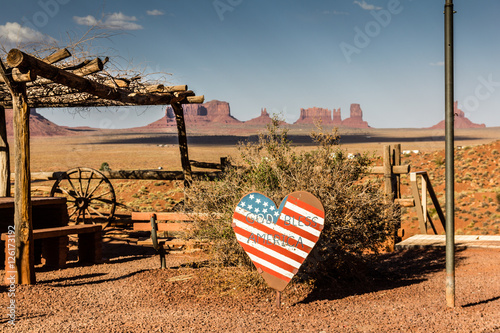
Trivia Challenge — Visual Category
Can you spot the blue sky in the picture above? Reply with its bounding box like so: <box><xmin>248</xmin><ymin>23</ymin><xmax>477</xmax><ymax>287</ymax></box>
<box><xmin>1</xmin><ymin>0</ymin><xmax>500</xmax><ymax>129</ymax></box>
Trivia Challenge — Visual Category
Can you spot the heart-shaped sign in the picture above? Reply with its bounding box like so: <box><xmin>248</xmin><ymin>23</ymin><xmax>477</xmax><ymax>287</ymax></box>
<box><xmin>232</xmin><ymin>191</ymin><xmax>324</xmax><ymax>291</ymax></box>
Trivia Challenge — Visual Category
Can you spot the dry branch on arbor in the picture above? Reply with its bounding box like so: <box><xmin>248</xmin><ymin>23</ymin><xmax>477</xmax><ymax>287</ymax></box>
<box><xmin>0</xmin><ymin>48</ymin><xmax>204</xmax><ymax>108</ymax></box>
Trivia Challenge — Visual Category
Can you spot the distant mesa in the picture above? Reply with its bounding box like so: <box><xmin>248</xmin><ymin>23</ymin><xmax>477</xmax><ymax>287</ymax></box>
<box><xmin>4</xmin><ymin>108</ymin><xmax>78</xmax><ymax>137</ymax></box>
<box><xmin>429</xmin><ymin>102</ymin><xmax>486</xmax><ymax>129</ymax></box>
<box><xmin>166</xmin><ymin>100</ymin><xmax>241</xmax><ymax>125</ymax></box>
<box><xmin>294</xmin><ymin>103</ymin><xmax>370</xmax><ymax>128</ymax></box>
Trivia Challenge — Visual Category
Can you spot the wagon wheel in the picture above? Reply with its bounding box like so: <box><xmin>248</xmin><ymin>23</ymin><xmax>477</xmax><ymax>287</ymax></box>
<box><xmin>50</xmin><ymin>167</ymin><xmax>116</xmax><ymax>229</ymax></box>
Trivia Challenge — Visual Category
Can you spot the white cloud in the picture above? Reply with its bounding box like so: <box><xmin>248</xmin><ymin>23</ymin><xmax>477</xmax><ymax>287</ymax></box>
<box><xmin>430</xmin><ymin>61</ymin><xmax>445</xmax><ymax>66</ymax></box>
<box><xmin>73</xmin><ymin>12</ymin><xmax>143</xmax><ymax>30</ymax></box>
<box><xmin>0</xmin><ymin>22</ymin><xmax>55</xmax><ymax>46</ymax></box>
<box><xmin>323</xmin><ymin>10</ymin><xmax>349</xmax><ymax>15</ymax></box>
<box><xmin>354</xmin><ymin>1</ymin><xmax>382</xmax><ymax>10</ymax></box>
<box><xmin>146</xmin><ymin>9</ymin><xmax>164</xmax><ymax>16</ymax></box>
<box><xmin>74</xmin><ymin>15</ymin><xmax>98</xmax><ymax>26</ymax></box>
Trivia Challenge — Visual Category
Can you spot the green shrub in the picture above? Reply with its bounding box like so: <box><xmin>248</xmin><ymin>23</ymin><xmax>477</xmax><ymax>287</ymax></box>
<box><xmin>99</xmin><ymin>162</ymin><xmax>111</xmax><ymax>171</ymax></box>
<box><xmin>185</xmin><ymin>119</ymin><xmax>399</xmax><ymax>279</ymax></box>
<box><xmin>434</xmin><ymin>155</ymin><xmax>445</xmax><ymax>166</ymax></box>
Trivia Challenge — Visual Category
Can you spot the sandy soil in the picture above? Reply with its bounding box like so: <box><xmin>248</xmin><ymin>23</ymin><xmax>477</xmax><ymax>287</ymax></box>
<box><xmin>1</xmin><ymin>236</ymin><xmax>499</xmax><ymax>332</ymax></box>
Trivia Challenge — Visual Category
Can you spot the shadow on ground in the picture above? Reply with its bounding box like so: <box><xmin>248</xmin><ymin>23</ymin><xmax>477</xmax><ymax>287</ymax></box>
<box><xmin>90</xmin><ymin>134</ymin><xmax>484</xmax><ymax>146</ymax></box>
<box><xmin>298</xmin><ymin>248</ymin><xmax>466</xmax><ymax>304</ymax></box>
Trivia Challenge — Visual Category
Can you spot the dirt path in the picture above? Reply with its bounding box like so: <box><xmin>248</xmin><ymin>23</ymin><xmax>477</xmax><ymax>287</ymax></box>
<box><xmin>1</xmin><ymin>237</ymin><xmax>499</xmax><ymax>332</ymax></box>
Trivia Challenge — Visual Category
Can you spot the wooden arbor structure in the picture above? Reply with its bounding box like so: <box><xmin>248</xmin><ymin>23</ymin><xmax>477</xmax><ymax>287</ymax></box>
<box><xmin>0</xmin><ymin>48</ymin><xmax>204</xmax><ymax>284</ymax></box>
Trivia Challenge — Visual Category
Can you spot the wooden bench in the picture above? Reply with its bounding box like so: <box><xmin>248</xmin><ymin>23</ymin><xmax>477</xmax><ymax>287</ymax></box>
<box><xmin>2</xmin><ymin>224</ymin><xmax>102</xmax><ymax>284</ymax></box>
<box><xmin>0</xmin><ymin>196</ymin><xmax>69</xmax><ymax>268</ymax></box>
<box><xmin>132</xmin><ymin>212</ymin><xmax>209</xmax><ymax>268</ymax></box>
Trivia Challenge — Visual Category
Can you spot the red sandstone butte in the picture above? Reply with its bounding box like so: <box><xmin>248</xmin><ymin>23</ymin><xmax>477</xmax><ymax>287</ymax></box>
<box><xmin>294</xmin><ymin>107</ymin><xmax>334</xmax><ymax>125</ymax></box>
<box><xmin>4</xmin><ymin>108</ymin><xmax>77</xmax><ymax>137</ymax></box>
<box><xmin>429</xmin><ymin>102</ymin><xmax>486</xmax><ymax>129</ymax></box>
<box><xmin>245</xmin><ymin>108</ymin><xmax>273</xmax><ymax>125</ymax></box>
<box><xmin>294</xmin><ymin>104</ymin><xmax>369</xmax><ymax>128</ymax></box>
<box><xmin>165</xmin><ymin>100</ymin><xmax>241</xmax><ymax>126</ymax></box>
<box><xmin>341</xmin><ymin>103</ymin><xmax>370</xmax><ymax>128</ymax></box>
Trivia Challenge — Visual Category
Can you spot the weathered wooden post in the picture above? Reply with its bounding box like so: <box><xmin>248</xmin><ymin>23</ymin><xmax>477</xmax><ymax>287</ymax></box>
<box><xmin>0</xmin><ymin>105</ymin><xmax>10</xmax><ymax>197</ymax></box>
<box><xmin>383</xmin><ymin>145</ymin><xmax>394</xmax><ymax>200</ymax></box>
<box><xmin>0</xmin><ymin>57</ymin><xmax>35</xmax><ymax>284</ymax></box>
<box><xmin>170</xmin><ymin>102</ymin><xmax>193</xmax><ymax>187</ymax></box>
<box><xmin>12</xmin><ymin>86</ymin><xmax>35</xmax><ymax>284</ymax></box>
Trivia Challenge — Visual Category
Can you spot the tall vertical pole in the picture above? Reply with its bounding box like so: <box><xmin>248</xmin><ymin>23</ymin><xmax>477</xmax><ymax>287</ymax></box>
<box><xmin>444</xmin><ymin>0</ymin><xmax>455</xmax><ymax>308</ymax></box>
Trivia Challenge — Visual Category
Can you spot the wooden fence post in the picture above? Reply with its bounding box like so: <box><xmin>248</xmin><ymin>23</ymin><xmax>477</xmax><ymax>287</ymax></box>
<box><xmin>383</xmin><ymin>145</ymin><xmax>394</xmax><ymax>201</ymax></box>
<box><xmin>0</xmin><ymin>105</ymin><xmax>10</xmax><ymax>197</ymax></box>
<box><xmin>170</xmin><ymin>102</ymin><xmax>193</xmax><ymax>187</ymax></box>
<box><xmin>12</xmin><ymin>86</ymin><xmax>35</xmax><ymax>284</ymax></box>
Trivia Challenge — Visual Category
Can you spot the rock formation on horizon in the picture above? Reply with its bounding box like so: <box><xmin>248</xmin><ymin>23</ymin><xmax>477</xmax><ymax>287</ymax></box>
<box><xmin>4</xmin><ymin>108</ymin><xmax>77</xmax><ymax>137</ymax></box>
<box><xmin>143</xmin><ymin>100</ymin><xmax>241</xmax><ymax>129</ymax></box>
<box><xmin>165</xmin><ymin>100</ymin><xmax>241</xmax><ymax>125</ymax></box>
<box><xmin>294</xmin><ymin>107</ymin><xmax>334</xmax><ymax>125</ymax></box>
<box><xmin>429</xmin><ymin>102</ymin><xmax>486</xmax><ymax>129</ymax></box>
<box><xmin>245</xmin><ymin>108</ymin><xmax>273</xmax><ymax>125</ymax></box>
<box><xmin>341</xmin><ymin>103</ymin><xmax>370</xmax><ymax>128</ymax></box>
<box><xmin>294</xmin><ymin>104</ymin><xmax>369</xmax><ymax>128</ymax></box>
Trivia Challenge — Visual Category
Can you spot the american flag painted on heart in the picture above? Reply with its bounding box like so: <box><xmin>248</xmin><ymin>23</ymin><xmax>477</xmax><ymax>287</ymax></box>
<box><xmin>232</xmin><ymin>191</ymin><xmax>325</xmax><ymax>291</ymax></box>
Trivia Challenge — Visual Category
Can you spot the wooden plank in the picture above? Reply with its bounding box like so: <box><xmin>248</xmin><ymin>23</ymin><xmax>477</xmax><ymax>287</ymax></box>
<box><xmin>394</xmin><ymin>198</ymin><xmax>415</xmax><ymax>207</ymax></box>
<box><xmin>410</xmin><ymin>172</ymin><xmax>428</xmax><ymax>234</ymax></box>
<box><xmin>0</xmin><ymin>196</ymin><xmax>66</xmax><ymax>209</ymax></box>
<box><xmin>1</xmin><ymin>225</ymin><xmax>102</xmax><ymax>240</ymax></box>
<box><xmin>131</xmin><ymin>212</ymin><xmax>193</xmax><ymax>221</ymax></box>
<box><xmin>422</xmin><ymin>172</ymin><xmax>446</xmax><ymax>231</ymax></box>
<box><xmin>369</xmin><ymin>165</ymin><xmax>410</xmax><ymax>175</ymax></box>
<box><xmin>133</xmin><ymin>222</ymin><xmax>191</xmax><ymax>232</ymax></box>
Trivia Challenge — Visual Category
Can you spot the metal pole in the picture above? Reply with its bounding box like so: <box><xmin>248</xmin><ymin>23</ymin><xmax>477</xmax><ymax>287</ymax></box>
<box><xmin>444</xmin><ymin>0</ymin><xmax>455</xmax><ymax>308</ymax></box>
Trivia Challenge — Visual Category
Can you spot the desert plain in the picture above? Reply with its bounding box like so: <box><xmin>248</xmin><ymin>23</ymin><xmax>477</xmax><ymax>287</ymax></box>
<box><xmin>1</xmin><ymin>124</ymin><xmax>500</xmax><ymax>332</ymax></box>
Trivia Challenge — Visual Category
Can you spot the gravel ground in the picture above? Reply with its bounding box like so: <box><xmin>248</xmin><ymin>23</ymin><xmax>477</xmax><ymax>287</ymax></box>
<box><xmin>1</xmin><ymin>234</ymin><xmax>499</xmax><ymax>333</ymax></box>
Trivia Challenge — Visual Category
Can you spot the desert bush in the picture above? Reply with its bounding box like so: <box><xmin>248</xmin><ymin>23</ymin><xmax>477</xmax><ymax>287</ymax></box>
<box><xmin>433</xmin><ymin>155</ymin><xmax>445</xmax><ymax>167</ymax></box>
<box><xmin>99</xmin><ymin>162</ymin><xmax>111</xmax><ymax>171</ymax></box>
<box><xmin>184</xmin><ymin>119</ymin><xmax>400</xmax><ymax>280</ymax></box>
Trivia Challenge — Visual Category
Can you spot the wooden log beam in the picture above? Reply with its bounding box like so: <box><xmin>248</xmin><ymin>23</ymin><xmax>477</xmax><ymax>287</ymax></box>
<box><xmin>43</xmin><ymin>48</ymin><xmax>71</xmax><ymax>64</ymax></box>
<box><xmin>62</xmin><ymin>59</ymin><xmax>90</xmax><ymax>71</ymax></box>
<box><xmin>104</xmin><ymin>78</ymin><xmax>130</xmax><ymax>88</ymax></box>
<box><xmin>163</xmin><ymin>85</ymin><xmax>188</xmax><ymax>93</ymax></box>
<box><xmin>6</xmin><ymin>49</ymin><xmax>180</xmax><ymax>106</ymax></box>
<box><xmin>190</xmin><ymin>160</ymin><xmax>222</xmax><ymax>170</ymax></box>
<box><xmin>143</xmin><ymin>84</ymin><xmax>165</xmax><ymax>93</ymax></box>
<box><xmin>185</xmin><ymin>95</ymin><xmax>204</xmax><ymax>104</ymax></box>
<box><xmin>0</xmin><ymin>69</ymin><xmax>37</xmax><ymax>83</ymax></box>
<box><xmin>0</xmin><ymin>105</ymin><xmax>10</xmax><ymax>197</ymax></box>
<box><xmin>71</xmin><ymin>58</ymin><xmax>104</xmax><ymax>76</ymax></box>
<box><xmin>24</xmin><ymin>170</ymin><xmax>221</xmax><ymax>181</ymax></box>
